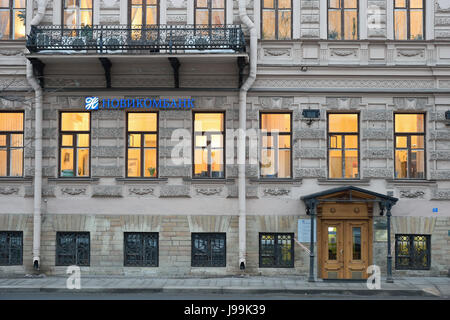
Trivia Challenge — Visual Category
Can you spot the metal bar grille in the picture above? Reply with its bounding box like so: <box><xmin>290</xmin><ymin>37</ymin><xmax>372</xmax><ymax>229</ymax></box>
<box><xmin>395</xmin><ymin>234</ymin><xmax>431</xmax><ymax>270</ymax></box>
<box><xmin>124</xmin><ymin>232</ymin><xmax>158</xmax><ymax>267</ymax></box>
<box><xmin>191</xmin><ymin>233</ymin><xmax>226</xmax><ymax>267</ymax></box>
<box><xmin>259</xmin><ymin>233</ymin><xmax>294</xmax><ymax>268</ymax></box>
<box><xmin>0</xmin><ymin>231</ymin><xmax>23</xmax><ymax>265</ymax></box>
<box><xmin>56</xmin><ymin>232</ymin><xmax>90</xmax><ymax>266</ymax></box>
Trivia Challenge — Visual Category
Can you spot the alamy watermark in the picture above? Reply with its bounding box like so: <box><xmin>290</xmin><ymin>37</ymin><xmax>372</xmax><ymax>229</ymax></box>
<box><xmin>66</xmin><ymin>265</ymin><xmax>81</xmax><ymax>290</ymax></box>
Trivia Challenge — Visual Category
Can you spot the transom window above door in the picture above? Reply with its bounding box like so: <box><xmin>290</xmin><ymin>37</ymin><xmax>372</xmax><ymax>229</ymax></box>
<box><xmin>328</xmin><ymin>0</ymin><xmax>359</xmax><ymax>40</ymax></box>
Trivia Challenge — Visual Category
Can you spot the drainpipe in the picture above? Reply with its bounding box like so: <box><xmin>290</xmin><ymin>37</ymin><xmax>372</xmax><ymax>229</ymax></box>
<box><xmin>238</xmin><ymin>0</ymin><xmax>257</xmax><ymax>270</ymax></box>
<box><xmin>26</xmin><ymin>0</ymin><xmax>48</xmax><ymax>271</ymax></box>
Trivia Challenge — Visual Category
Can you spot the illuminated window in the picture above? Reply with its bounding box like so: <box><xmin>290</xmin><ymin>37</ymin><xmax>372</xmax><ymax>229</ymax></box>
<box><xmin>260</xmin><ymin>113</ymin><xmax>291</xmax><ymax>178</ymax></box>
<box><xmin>0</xmin><ymin>0</ymin><xmax>25</xmax><ymax>40</ymax></box>
<box><xmin>62</xmin><ymin>0</ymin><xmax>93</xmax><ymax>27</ymax></box>
<box><xmin>395</xmin><ymin>234</ymin><xmax>430</xmax><ymax>270</ymax></box>
<box><xmin>394</xmin><ymin>113</ymin><xmax>425</xmax><ymax>179</ymax></box>
<box><xmin>259</xmin><ymin>233</ymin><xmax>294</xmax><ymax>268</ymax></box>
<box><xmin>261</xmin><ymin>0</ymin><xmax>292</xmax><ymax>40</ymax></box>
<box><xmin>127</xmin><ymin>112</ymin><xmax>158</xmax><ymax>178</ymax></box>
<box><xmin>328</xmin><ymin>113</ymin><xmax>359</xmax><ymax>179</ymax></box>
<box><xmin>0</xmin><ymin>112</ymin><xmax>23</xmax><ymax>177</ymax></box>
<box><xmin>60</xmin><ymin>112</ymin><xmax>90</xmax><ymax>177</ymax></box>
<box><xmin>195</xmin><ymin>0</ymin><xmax>225</xmax><ymax>26</ymax></box>
<box><xmin>130</xmin><ymin>0</ymin><xmax>159</xmax><ymax>27</ymax></box>
<box><xmin>193</xmin><ymin>112</ymin><xmax>224</xmax><ymax>179</ymax></box>
<box><xmin>328</xmin><ymin>0</ymin><xmax>358</xmax><ymax>40</ymax></box>
<box><xmin>394</xmin><ymin>0</ymin><xmax>424</xmax><ymax>40</ymax></box>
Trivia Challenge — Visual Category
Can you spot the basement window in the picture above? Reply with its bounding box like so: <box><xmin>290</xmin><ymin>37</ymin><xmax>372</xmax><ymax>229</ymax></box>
<box><xmin>124</xmin><ymin>232</ymin><xmax>158</xmax><ymax>267</ymax></box>
<box><xmin>0</xmin><ymin>231</ymin><xmax>22</xmax><ymax>265</ymax></box>
<box><xmin>395</xmin><ymin>234</ymin><xmax>430</xmax><ymax>270</ymax></box>
<box><xmin>259</xmin><ymin>233</ymin><xmax>294</xmax><ymax>268</ymax></box>
<box><xmin>191</xmin><ymin>233</ymin><xmax>226</xmax><ymax>267</ymax></box>
<box><xmin>56</xmin><ymin>232</ymin><xmax>90</xmax><ymax>266</ymax></box>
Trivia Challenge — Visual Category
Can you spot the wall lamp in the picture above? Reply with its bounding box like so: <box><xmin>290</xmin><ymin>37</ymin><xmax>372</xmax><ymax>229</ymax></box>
<box><xmin>302</xmin><ymin>109</ymin><xmax>320</xmax><ymax>126</ymax></box>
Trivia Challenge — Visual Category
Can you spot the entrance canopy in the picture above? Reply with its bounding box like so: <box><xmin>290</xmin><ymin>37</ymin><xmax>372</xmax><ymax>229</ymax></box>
<box><xmin>301</xmin><ymin>186</ymin><xmax>398</xmax><ymax>216</ymax></box>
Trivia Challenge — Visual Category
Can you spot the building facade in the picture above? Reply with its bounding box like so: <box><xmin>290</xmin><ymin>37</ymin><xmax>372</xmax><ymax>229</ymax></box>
<box><xmin>0</xmin><ymin>0</ymin><xmax>449</xmax><ymax>279</ymax></box>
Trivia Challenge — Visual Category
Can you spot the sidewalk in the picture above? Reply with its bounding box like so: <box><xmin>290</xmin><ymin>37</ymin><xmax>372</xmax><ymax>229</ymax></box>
<box><xmin>0</xmin><ymin>275</ymin><xmax>449</xmax><ymax>298</ymax></box>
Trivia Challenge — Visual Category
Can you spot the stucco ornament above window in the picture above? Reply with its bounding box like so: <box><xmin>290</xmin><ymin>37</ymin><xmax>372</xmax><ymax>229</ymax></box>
<box><xmin>437</xmin><ymin>0</ymin><xmax>450</xmax><ymax>10</ymax></box>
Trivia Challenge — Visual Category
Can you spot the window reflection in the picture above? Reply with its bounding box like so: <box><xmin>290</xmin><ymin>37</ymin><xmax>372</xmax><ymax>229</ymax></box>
<box><xmin>328</xmin><ymin>0</ymin><xmax>358</xmax><ymax>40</ymax></box>
<box><xmin>195</xmin><ymin>0</ymin><xmax>225</xmax><ymax>26</ymax></box>
<box><xmin>63</xmin><ymin>0</ymin><xmax>93</xmax><ymax>27</ymax></box>
<box><xmin>262</xmin><ymin>0</ymin><xmax>292</xmax><ymax>40</ymax></box>
<box><xmin>0</xmin><ymin>112</ymin><xmax>23</xmax><ymax>177</ymax></box>
<box><xmin>394</xmin><ymin>0</ymin><xmax>424</xmax><ymax>40</ymax></box>
<box><xmin>328</xmin><ymin>227</ymin><xmax>337</xmax><ymax>260</ymax></box>
<box><xmin>0</xmin><ymin>0</ymin><xmax>25</xmax><ymax>40</ymax></box>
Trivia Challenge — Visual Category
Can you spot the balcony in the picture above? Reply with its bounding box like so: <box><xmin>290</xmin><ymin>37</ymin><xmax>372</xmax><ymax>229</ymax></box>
<box><xmin>26</xmin><ymin>24</ymin><xmax>246</xmax><ymax>54</ymax></box>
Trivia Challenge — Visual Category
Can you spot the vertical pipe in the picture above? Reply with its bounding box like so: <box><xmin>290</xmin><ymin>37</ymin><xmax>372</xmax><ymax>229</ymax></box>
<box><xmin>238</xmin><ymin>0</ymin><xmax>256</xmax><ymax>270</ymax></box>
<box><xmin>386</xmin><ymin>203</ymin><xmax>393</xmax><ymax>283</ymax></box>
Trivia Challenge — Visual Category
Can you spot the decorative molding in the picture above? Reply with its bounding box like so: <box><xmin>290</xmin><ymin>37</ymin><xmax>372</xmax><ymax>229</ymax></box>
<box><xmin>254</xmin><ymin>79</ymin><xmax>435</xmax><ymax>89</ymax></box>
<box><xmin>263</xmin><ymin>188</ymin><xmax>290</xmax><ymax>196</ymax></box>
<box><xmin>397</xmin><ymin>49</ymin><xmax>425</xmax><ymax>58</ymax></box>
<box><xmin>195</xmin><ymin>187</ymin><xmax>222</xmax><ymax>196</ymax></box>
<box><xmin>330</xmin><ymin>48</ymin><xmax>358</xmax><ymax>57</ymax></box>
<box><xmin>437</xmin><ymin>0</ymin><xmax>450</xmax><ymax>11</ymax></box>
<box><xmin>61</xmin><ymin>187</ymin><xmax>87</xmax><ymax>195</ymax></box>
<box><xmin>399</xmin><ymin>190</ymin><xmax>425</xmax><ymax>199</ymax></box>
<box><xmin>128</xmin><ymin>187</ymin><xmax>154</xmax><ymax>195</ymax></box>
<box><xmin>0</xmin><ymin>187</ymin><xmax>19</xmax><ymax>195</ymax></box>
<box><xmin>0</xmin><ymin>50</ymin><xmax>24</xmax><ymax>56</ymax></box>
<box><xmin>263</xmin><ymin>48</ymin><xmax>292</xmax><ymax>57</ymax></box>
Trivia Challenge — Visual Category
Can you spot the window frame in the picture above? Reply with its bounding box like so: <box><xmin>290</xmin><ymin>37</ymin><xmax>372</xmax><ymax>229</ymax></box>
<box><xmin>58</xmin><ymin>111</ymin><xmax>91</xmax><ymax>178</ymax></box>
<box><xmin>394</xmin><ymin>113</ymin><xmax>426</xmax><ymax>180</ymax></box>
<box><xmin>327</xmin><ymin>112</ymin><xmax>360</xmax><ymax>180</ymax></box>
<box><xmin>126</xmin><ymin>111</ymin><xmax>159</xmax><ymax>179</ymax></box>
<box><xmin>191</xmin><ymin>232</ymin><xmax>226</xmax><ymax>267</ymax></box>
<box><xmin>394</xmin><ymin>0</ymin><xmax>425</xmax><ymax>40</ymax></box>
<box><xmin>61</xmin><ymin>0</ymin><xmax>94</xmax><ymax>27</ymax></box>
<box><xmin>123</xmin><ymin>232</ymin><xmax>159</xmax><ymax>267</ymax></box>
<box><xmin>260</xmin><ymin>0</ymin><xmax>293</xmax><ymax>40</ymax></box>
<box><xmin>259</xmin><ymin>232</ymin><xmax>294</xmax><ymax>268</ymax></box>
<box><xmin>327</xmin><ymin>0</ymin><xmax>360</xmax><ymax>40</ymax></box>
<box><xmin>0</xmin><ymin>111</ymin><xmax>24</xmax><ymax>177</ymax></box>
<box><xmin>0</xmin><ymin>0</ymin><xmax>25</xmax><ymax>40</ymax></box>
<box><xmin>128</xmin><ymin>0</ymin><xmax>160</xmax><ymax>26</ymax></box>
<box><xmin>192</xmin><ymin>111</ymin><xmax>226</xmax><ymax>179</ymax></box>
<box><xmin>259</xmin><ymin>111</ymin><xmax>292</xmax><ymax>179</ymax></box>
<box><xmin>55</xmin><ymin>231</ymin><xmax>90</xmax><ymax>266</ymax></box>
<box><xmin>0</xmin><ymin>231</ymin><xmax>23</xmax><ymax>266</ymax></box>
<box><xmin>194</xmin><ymin>0</ymin><xmax>226</xmax><ymax>26</ymax></box>
<box><xmin>395</xmin><ymin>234</ymin><xmax>431</xmax><ymax>270</ymax></box>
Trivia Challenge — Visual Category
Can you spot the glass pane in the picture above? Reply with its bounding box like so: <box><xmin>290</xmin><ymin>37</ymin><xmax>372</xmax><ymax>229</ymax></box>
<box><xmin>395</xmin><ymin>150</ymin><xmax>408</xmax><ymax>178</ymax></box>
<box><xmin>411</xmin><ymin>135</ymin><xmax>424</xmax><ymax>149</ymax></box>
<box><xmin>329</xmin><ymin>114</ymin><xmax>358</xmax><ymax>133</ymax></box>
<box><xmin>61</xmin><ymin>148</ymin><xmax>74</xmax><ymax>177</ymax></box>
<box><xmin>262</xmin><ymin>135</ymin><xmax>273</xmax><ymax>148</ymax></box>
<box><xmin>194</xmin><ymin>113</ymin><xmax>223</xmax><ymax>132</ymax></box>
<box><xmin>395</xmin><ymin>0</ymin><xmax>406</xmax><ymax>8</ymax></box>
<box><xmin>195</xmin><ymin>135</ymin><xmax>207</xmax><ymax>147</ymax></box>
<box><xmin>0</xmin><ymin>135</ymin><xmax>5</xmax><ymax>146</ymax></box>
<box><xmin>279</xmin><ymin>0</ymin><xmax>291</xmax><ymax>9</ymax></box>
<box><xmin>64</xmin><ymin>9</ymin><xmax>77</xmax><ymax>26</ymax></box>
<box><xmin>262</xmin><ymin>10</ymin><xmax>275</xmax><ymax>39</ymax></box>
<box><xmin>410</xmin><ymin>10</ymin><xmax>423</xmax><ymax>40</ymax></box>
<box><xmin>344</xmin><ymin>10</ymin><xmax>358</xmax><ymax>40</ymax></box>
<box><xmin>128</xmin><ymin>134</ymin><xmax>141</xmax><ymax>147</ymax></box>
<box><xmin>146</xmin><ymin>7</ymin><xmax>157</xmax><ymax>25</ymax></box>
<box><xmin>127</xmin><ymin>148</ymin><xmax>141</xmax><ymax>177</ymax></box>
<box><xmin>410</xmin><ymin>0</ymin><xmax>423</xmax><ymax>9</ymax></box>
<box><xmin>13</xmin><ymin>9</ymin><xmax>25</xmax><ymax>39</ymax></box>
<box><xmin>395</xmin><ymin>114</ymin><xmax>424</xmax><ymax>133</ymax></box>
<box><xmin>211</xmin><ymin>9</ymin><xmax>224</xmax><ymax>25</ymax></box>
<box><xmin>131</xmin><ymin>7</ymin><xmax>143</xmax><ymax>26</ymax></box>
<box><xmin>328</xmin><ymin>227</ymin><xmax>337</xmax><ymax>260</ymax></box>
<box><xmin>329</xmin><ymin>135</ymin><xmax>342</xmax><ymax>149</ymax></box>
<box><xmin>344</xmin><ymin>149</ymin><xmax>358</xmax><ymax>178</ymax></box>
<box><xmin>329</xmin><ymin>149</ymin><xmax>342</xmax><ymax>178</ymax></box>
<box><xmin>62</xmin><ymin>135</ymin><xmax>73</xmax><ymax>147</ymax></box>
<box><xmin>80</xmin><ymin>0</ymin><xmax>93</xmax><ymax>8</ymax></box>
<box><xmin>128</xmin><ymin>113</ymin><xmax>157</xmax><ymax>132</ymax></box>
<box><xmin>0</xmin><ymin>113</ymin><xmax>23</xmax><ymax>131</ymax></box>
<box><xmin>10</xmin><ymin>134</ymin><xmax>23</xmax><ymax>147</ymax></box>
<box><xmin>77</xmin><ymin>148</ymin><xmax>89</xmax><ymax>176</ymax></box>
<box><xmin>328</xmin><ymin>10</ymin><xmax>341</xmax><ymax>39</ymax></box>
<box><xmin>0</xmin><ymin>11</ymin><xmax>10</xmax><ymax>40</ymax></box>
<box><xmin>1</xmin><ymin>0</ymin><xmax>9</xmax><ymax>6</ymax></box>
<box><xmin>211</xmin><ymin>134</ymin><xmax>223</xmax><ymax>148</ymax></box>
<box><xmin>394</xmin><ymin>10</ymin><xmax>407</xmax><ymax>40</ymax></box>
<box><xmin>261</xmin><ymin>149</ymin><xmax>275</xmax><ymax>177</ymax></box>
<box><xmin>196</xmin><ymin>0</ymin><xmax>207</xmax><ymax>7</ymax></box>
<box><xmin>345</xmin><ymin>135</ymin><xmax>358</xmax><ymax>149</ymax></box>
<box><xmin>410</xmin><ymin>150</ymin><xmax>425</xmax><ymax>179</ymax></box>
<box><xmin>211</xmin><ymin>149</ymin><xmax>223</xmax><ymax>178</ymax></box>
<box><xmin>77</xmin><ymin>134</ymin><xmax>89</xmax><ymax>147</ymax></box>
<box><xmin>80</xmin><ymin>10</ymin><xmax>92</xmax><ymax>26</ymax></box>
<box><xmin>352</xmin><ymin>227</ymin><xmax>361</xmax><ymax>260</ymax></box>
<box><xmin>396</xmin><ymin>136</ymin><xmax>407</xmax><ymax>148</ymax></box>
<box><xmin>278</xmin><ymin>10</ymin><xmax>291</xmax><ymax>40</ymax></box>
<box><xmin>344</xmin><ymin>0</ymin><xmax>357</xmax><ymax>8</ymax></box>
<box><xmin>329</xmin><ymin>0</ymin><xmax>341</xmax><ymax>8</ymax></box>
<box><xmin>278</xmin><ymin>135</ymin><xmax>290</xmax><ymax>148</ymax></box>
<box><xmin>263</xmin><ymin>0</ymin><xmax>274</xmax><ymax>8</ymax></box>
<box><xmin>261</xmin><ymin>114</ymin><xmax>290</xmax><ymax>132</ymax></box>
<box><xmin>147</xmin><ymin>0</ymin><xmax>158</xmax><ymax>4</ymax></box>
<box><xmin>212</xmin><ymin>0</ymin><xmax>224</xmax><ymax>8</ymax></box>
<box><xmin>144</xmin><ymin>134</ymin><xmax>157</xmax><ymax>148</ymax></box>
<box><xmin>144</xmin><ymin>149</ymin><xmax>157</xmax><ymax>177</ymax></box>
<box><xmin>195</xmin><ymin>9</ymin><xmax>209</xmax><ymax>25</ymax></box>
<box><xmin>194</xmin><ymin>148</ymin><xmax>208</xmax><ymax>177</ymax></box>
<box><xmin>0</xmin><ymin>149</ymin><xmax>6</xmax><ymax>176</ymax></box>
<box><xmin>64</xmin><ymin>0</ymin><xmax>77</xmax><ymax>8</ymax></box>
<box><xmin>278</xmin><ymin>149</ymin><xmax>291</xmax><ymax>178</ymax></box>
<box><xmin>61</xmin><ymin>113</ymin><xmax>90</xmax><ymax>131</ymax></box>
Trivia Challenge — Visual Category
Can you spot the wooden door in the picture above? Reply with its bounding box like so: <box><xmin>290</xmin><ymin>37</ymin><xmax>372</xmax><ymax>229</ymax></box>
<box><xmin>320</xmin><ymin>219</ymin><xmax>370</xmax><ymax>279</ymax></box>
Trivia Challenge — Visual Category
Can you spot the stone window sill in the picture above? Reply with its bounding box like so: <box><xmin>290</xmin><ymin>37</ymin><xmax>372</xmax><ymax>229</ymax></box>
<box><xmin>317</xmin><ymin>179</ymin><xmax>371</xmax><ymax>186</ymax></box>
<box><xmin>116</xmin><ymin>177</ymin><xmax>168</xmax><ymax>183</ymax></box>
<box><xmin>249</xmin><ymin>178</ymin><xmax>302</xmax><ymax>184</ymax></box>
<box><xmin>183</xmin><ymin>178</ymin><xmax>235</xmax><ymax>184</ymax></box>
<box><xmin>0</xmin><ymin>176</ymin><xmax>33</xmax><ymax>182</ymax></box>
<box><xmin>48</xmin><ymin>177</ymin><xmax>100</xmax><ymax>183</ymax></box>
<box><xmin>386</xmin><ymin>179</ymin><xmax>437</xmax><ymax>186</ymax></box>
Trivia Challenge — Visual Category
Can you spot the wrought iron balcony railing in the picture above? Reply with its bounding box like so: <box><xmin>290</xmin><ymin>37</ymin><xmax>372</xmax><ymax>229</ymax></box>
<box><xmin>26</xmin><ymin>24</ymin><xmax>246</xmax><ymax>54</ymax></box>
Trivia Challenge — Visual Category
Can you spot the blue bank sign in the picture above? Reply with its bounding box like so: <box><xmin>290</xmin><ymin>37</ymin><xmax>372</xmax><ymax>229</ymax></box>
<box><xmin>85</xmin><ymin>97</ymin><xmax>195</xmax><ymax>110</ymax></box>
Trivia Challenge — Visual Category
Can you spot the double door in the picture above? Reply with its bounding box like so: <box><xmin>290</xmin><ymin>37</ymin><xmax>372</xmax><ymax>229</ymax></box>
<box><xmin>320</xmin><ymin>219</ymin><xmax>370</xmax><ymax>279</ymax></box>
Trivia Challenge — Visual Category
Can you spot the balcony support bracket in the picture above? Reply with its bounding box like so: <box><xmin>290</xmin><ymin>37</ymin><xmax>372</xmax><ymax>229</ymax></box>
<box><xmin>28</xmin><ymin>58</ymin><xmax>45</xmax><ymax>88</ymax></box>
<box><xmin>168</xmin><ymin>57</ymin><xmax>180</xmax><ymax>88</ymax></box>
<box><xmin>237</xmin><ymin>56</ymin><xmax>246</xmax><ymax>88</ymax></box>
<box><xmin>99</xmin><ymin>58</ymin><xmax>112</xmax><ymax>88</ymax></box>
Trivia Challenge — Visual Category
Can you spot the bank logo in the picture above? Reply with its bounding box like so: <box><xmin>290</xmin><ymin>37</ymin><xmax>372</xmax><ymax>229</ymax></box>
<box><xmin>85</xmin><ymin>97</ymin><xmax>99</xmax><ymax>110</ymax></box>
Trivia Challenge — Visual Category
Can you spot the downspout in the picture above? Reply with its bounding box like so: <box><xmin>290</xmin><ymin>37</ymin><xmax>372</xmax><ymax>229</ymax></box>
<box><xmin>26</xmin><ymin>0</ymin><xmax>48</xmax><ymax>270</ymax></box>
<box><xmin>238</xmin><ymin>0</ymin><xmax>257</xmax><ymax>270</ymax></box>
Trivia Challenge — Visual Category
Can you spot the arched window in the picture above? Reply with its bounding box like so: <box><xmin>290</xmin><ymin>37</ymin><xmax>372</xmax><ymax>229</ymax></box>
<box><xmin>62</xmin><ymin>0</ymin><xmax>93</xmax><ymax>27</ymax></box>
<box><xmin>195</xmin><ymin>0</ymin><xmax>225</xmax><ymax>26</ymax></box>
<box><xmin>394</xmin><ymin>0</ymin><xmax>424</xmax><ymax>40</ymax></box>
<box><xmin>0</xmin><ymin>0</ymin><xmax>25</xmax><ymax>40</ymax></box>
